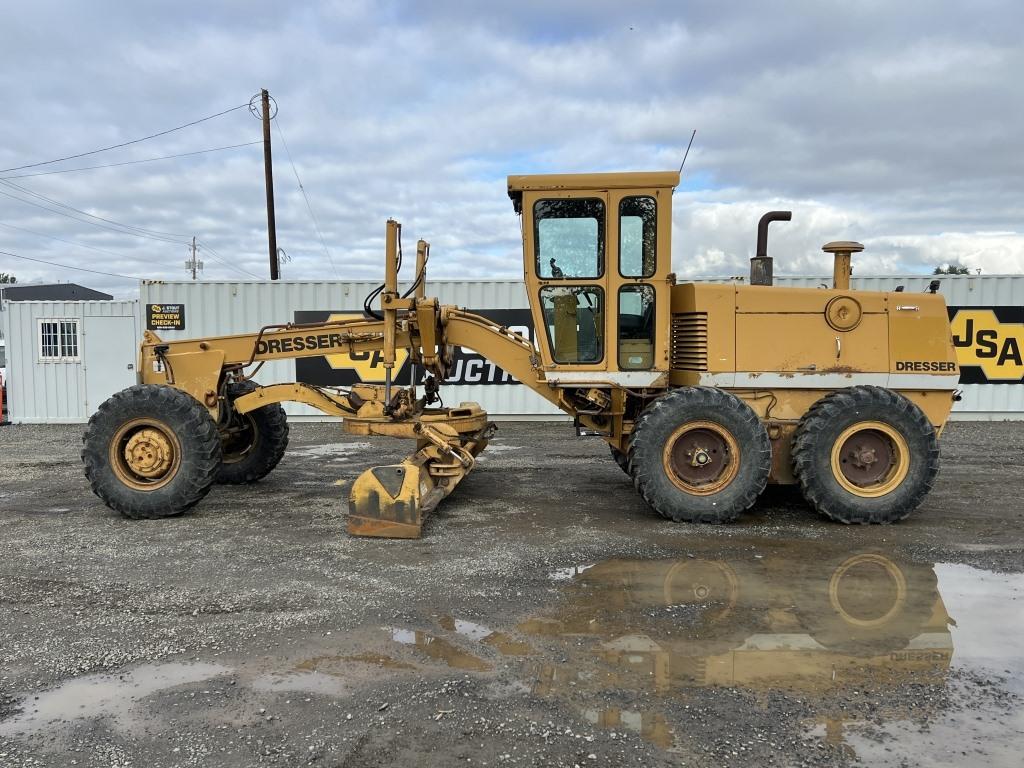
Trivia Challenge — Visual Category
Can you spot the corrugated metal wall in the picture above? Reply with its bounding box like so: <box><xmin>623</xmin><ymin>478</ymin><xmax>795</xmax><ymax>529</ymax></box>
<box><xmin>0</xmin><ymin>300</ymin><xmax>139</xmax><ymax>423</ymax></box>
<box><xmin>138</xmin><ymin>280</ymin><xmax>563</xmax><ymax>419</ymax></box>
<box><xmin>4</xmin><ymin>276</ymin><xmax>1019</xmax><ymax>423</ymax></box>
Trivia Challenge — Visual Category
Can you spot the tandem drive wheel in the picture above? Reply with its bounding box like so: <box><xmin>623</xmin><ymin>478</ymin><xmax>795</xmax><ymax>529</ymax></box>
<box><xmin>792</xmin><ymin>386</ymin><xmax>939</xmax><ymax>524</ymax></box>
<box><xmin>628</xmin><ymin>387</ymin><xmax>771</xmax><ymax>524</ymax></box>
<box><xmin>82</xmin><ymin>385</ymin><xmax>222</xmax><ymax>519</ymax></box>
<box><xmin>215</xmin><ymin>381</ymin><xmax>289</xmax><ymax>485</ymax></box>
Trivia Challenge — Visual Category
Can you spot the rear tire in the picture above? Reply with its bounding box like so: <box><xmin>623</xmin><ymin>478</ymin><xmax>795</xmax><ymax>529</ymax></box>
<box><xmin>215</xmin><ymin>381</ymin><xmax>289</xmax><ymax>484</ymax></box>
<box><xmin>82</xmin><ymin>385</ymin><xmax>221</xmax><ymax>519</ymax></box>
<box><xmin>628</xmin><ymin>387</ymin><xmax>771</xmax><ymax>523</ymax></box>
<box><xmin>792</xmin><ymin>386</ymin><xmax>939</xmax><ymax>524</ymax></box>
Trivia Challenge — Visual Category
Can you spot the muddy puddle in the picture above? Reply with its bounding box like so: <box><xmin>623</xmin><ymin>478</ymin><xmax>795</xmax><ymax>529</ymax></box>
<box><xmin>516</xmin><ymin>543</ymin><xmax>1024</xmax><ymax>761</ymax></box>
<box><xmin>0</xmin><ymin>662</ymin><xmax>229</xmax><ymax>736</ymax></box>
<box><xmin>2</xmin><ymin>542</ymin><xmax>1020</xmax><ymax>765</ymax></box>
<box><xmin>353</xmin><ymin>541</ymin><xmax>1022</xmax><ymax>761</ymax></box>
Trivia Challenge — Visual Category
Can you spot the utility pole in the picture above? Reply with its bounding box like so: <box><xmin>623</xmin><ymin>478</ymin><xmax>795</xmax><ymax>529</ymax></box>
<box><xmin>184</xmin><ymin>236</ymin><xmax>203</xmax><ymax>280</ymax></box>
<box><xmin>261</xmin><ymin>88</ymin><xmax>279</xmax><ymax>281</ymax></box>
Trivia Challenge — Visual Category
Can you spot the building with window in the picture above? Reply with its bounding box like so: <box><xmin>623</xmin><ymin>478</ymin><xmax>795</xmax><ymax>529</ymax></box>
<box><xmin>0</xmin><ymin>300</ymin><xmax>137</xmax><ymax>423</ymax></box>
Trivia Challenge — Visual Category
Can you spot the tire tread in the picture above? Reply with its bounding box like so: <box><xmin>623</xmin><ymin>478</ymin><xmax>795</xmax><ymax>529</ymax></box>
<box><xmin>82</xmin><ymin>384</ymin><xmax>221</xmax><ymax>519</ymax></box>
<box><xmin>792</xmin><ymin>386</ymin><xmax>939</xmax><ymax>524</ymax></box>
<box><xmin>627</xmin><ymin>387</ymin><xmax>771</xmax><ymax>524</ymax></box>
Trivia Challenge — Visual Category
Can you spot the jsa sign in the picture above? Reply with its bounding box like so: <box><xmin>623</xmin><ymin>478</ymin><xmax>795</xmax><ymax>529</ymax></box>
<box><xmin>294</xmin><ymin>309</ymin><xmax>533</xmax><ymax>386</ymax></box>
<box><xmin>949</xmin><ymin>307</ymin><xmax>1023</xmax><ymax>384</ymax></box>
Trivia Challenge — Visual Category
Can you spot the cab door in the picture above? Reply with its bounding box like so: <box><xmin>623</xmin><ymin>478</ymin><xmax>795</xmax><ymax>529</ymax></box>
<box><xmin>607</xmin><ymin>188</ymin><xmax>672</xmax><ymax>380</ymax></box>
<box><xmin>524</xmin><ymin>190</ymin><xmax>610</xmax><ymax>372</ymax></box>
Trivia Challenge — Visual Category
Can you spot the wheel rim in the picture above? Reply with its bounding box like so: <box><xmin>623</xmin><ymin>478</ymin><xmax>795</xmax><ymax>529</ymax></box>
<box><xmin>221</xmin><ymin>414</ymin><xmax>259</xmax><ymax>465</ymax></box>
<box><xmin>830</xmin><ymin>421</ymin><xmax>910</xmax><ymax>497</ymax></box>
<box><xmin>828</xmin><ymin>553</ymin><xmax>907</xmax><ymax>628</ymax></box>
<box><xmin>662</xmin><ymin>420</ymin><xmax>740</xmax><ymax>495</ymax></box>
<box><xmin>663</xmin><ymin>560</ymin><xmax>740</xmax><ymax>622</ymax></box>
<box><xmin>109</xmin><ymin>418</ymin><xmax>182</xmax><ymax>491</ymax></box>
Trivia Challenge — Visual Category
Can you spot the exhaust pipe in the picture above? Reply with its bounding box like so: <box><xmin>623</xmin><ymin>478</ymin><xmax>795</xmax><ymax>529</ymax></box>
<box><xmin>750</xmin><ymin>211</ymin><xmax>792</xmax><ymax>286</ymax></box>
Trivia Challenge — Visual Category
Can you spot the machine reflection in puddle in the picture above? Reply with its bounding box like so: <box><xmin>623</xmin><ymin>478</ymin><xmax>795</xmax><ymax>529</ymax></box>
<box><xmin>519</xmin><ymin>543</ymin><xmax>1024</xmax><ymax>755</ymax></box>
<box><xmin>341</xmin><ymin>652</ymin><xmax>417</xmax><ymax>670</ymax></box>
<box><xmin>0</xmin><ymin>662</ymin><xmax>229</xmax><ymax>736</ymax></box>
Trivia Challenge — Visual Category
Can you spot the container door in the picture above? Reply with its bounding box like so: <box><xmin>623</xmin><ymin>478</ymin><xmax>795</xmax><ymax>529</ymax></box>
<box><xmin>84</xmin><ymin>316</ymin><xmax>137</xmax><ymax>413</ymax></box>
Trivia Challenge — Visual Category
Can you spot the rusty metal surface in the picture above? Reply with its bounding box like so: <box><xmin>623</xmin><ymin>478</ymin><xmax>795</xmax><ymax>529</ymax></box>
<box><xmin>836</xmin><ymin>427</ymin><xmax>896</xmax><ymax>487</ymax></box>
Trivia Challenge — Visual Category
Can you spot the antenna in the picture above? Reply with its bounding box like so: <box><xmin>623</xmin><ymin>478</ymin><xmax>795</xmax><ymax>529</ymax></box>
<box><xmin>678</xmin><ymin>129</ymin><xmax>696</xmax><ymax>175</ymax></box>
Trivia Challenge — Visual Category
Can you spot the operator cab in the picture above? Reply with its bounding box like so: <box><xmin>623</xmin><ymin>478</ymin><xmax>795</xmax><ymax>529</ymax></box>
<box><xmin>508</xmin><ymin>171</ymin><xmax>679</xmax><ymax>385</ymax></box>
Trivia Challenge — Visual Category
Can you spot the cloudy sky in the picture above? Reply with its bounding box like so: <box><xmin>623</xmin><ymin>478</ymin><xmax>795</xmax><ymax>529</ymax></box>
<box><xmin>1</xmin><ymin>0</ymin><xmax>1021</xmax><ymax>298</ymax></box>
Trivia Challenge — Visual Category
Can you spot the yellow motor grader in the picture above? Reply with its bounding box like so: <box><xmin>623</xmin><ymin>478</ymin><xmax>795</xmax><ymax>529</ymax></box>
<box><xmin>82</xmin><ymin>171</ymin><xmax>960</xmax><ymax>537</ymax></box>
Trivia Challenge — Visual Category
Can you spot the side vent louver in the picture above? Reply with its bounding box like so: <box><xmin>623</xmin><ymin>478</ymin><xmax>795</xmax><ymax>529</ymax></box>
<box><xmin>671</xmin><ymin>312</ymin><xmax>708</xmax><ymax>371</ymax></box>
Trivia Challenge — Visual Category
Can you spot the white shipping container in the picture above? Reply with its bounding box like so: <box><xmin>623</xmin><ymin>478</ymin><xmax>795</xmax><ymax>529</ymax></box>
<box><xmin>140</xmin><ymin>275</ymin><xmax>1023</xmax><ymax>421</ymax></box>
<box><xmin>3</xmin><ymin>275</ymin><xmax>1019</xmax><ymax>423</ymax></box>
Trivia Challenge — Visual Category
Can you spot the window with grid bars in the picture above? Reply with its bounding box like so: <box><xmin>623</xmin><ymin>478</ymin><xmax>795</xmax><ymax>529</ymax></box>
<box><xmin>38</xmin><ymin>319</ymin><xmax>80</xmax><ymax>360</ymax></box>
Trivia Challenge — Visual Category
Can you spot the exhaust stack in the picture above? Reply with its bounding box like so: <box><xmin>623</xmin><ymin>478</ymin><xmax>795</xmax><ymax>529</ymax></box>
<box><xmin>750</xmin><ymin>211</ymin><xmax>792</xmax><ymax>286</ymax></box>
<box><xmin>822</xmin><ymin>241</ymin><xmax>864</xmax><ymax>290</ymax></box>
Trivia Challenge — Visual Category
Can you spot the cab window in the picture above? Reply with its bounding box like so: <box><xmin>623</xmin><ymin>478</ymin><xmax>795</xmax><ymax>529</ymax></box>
<box><xmin>534</xmin><ymin>198</ymin><xmax>604</xmax><ymax>279</ymax></box>
<box><xmin>619</xmin><ymin>196</ymin><xmax>656</xmax><ymax>278</ymax></box>
<box><xmin>540</xmin><ymin>286</ymin><xmax>603</xmax><ymax>363</ymax></box>
<box><xmin>618</xmin><ymin>285</ymin><xmax>655</xmax><ymax>369</ymax></box>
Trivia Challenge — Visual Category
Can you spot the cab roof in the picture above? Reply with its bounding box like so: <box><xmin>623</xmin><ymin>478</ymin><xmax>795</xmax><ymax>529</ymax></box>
<box><xmin>507</xmin><ymin>170</ymin><xmax>680</xmax><ymax>212</ymax></box>
<box><xmin>507</xmin><ymin>170</ymin><xmax>680</xmax><ymax>193</ymax></box>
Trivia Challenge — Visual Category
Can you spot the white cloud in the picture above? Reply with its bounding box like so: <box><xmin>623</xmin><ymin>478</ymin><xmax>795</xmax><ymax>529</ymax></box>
<box><xmin>0</xmin><ymin>1</ymin><xmax>1021</xmax><ymax>297</ymax></box>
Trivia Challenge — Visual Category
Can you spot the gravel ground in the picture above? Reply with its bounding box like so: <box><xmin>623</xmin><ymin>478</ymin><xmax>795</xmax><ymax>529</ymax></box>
<box><xmin>0</xmin><ymin>420</ymin><xmax>1022</xmax><ymax>767</ymax></box>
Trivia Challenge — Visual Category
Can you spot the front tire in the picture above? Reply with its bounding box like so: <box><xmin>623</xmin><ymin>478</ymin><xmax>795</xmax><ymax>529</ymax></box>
<box><xmin>792</xmin><ymin>386</ymin><xmax>939</xmax><ymax>524</ymax></box>
<box><xmin>628</xmin><ymin>387</ymin><xmax>771</xmax><ymax>523</ymax></box>
<box><xmin>82</xmin><ymin>385</ymin><xmax>222</xmax><ymax>519</ymax></box>
<box><xmin>215</xmin><ymin>381</ymin><xmax>289</xmax><ymax>485</ymax></box>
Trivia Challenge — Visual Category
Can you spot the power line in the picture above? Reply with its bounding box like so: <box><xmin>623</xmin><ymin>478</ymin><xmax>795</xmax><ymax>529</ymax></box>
<box><xmin>0</xmin><ymin>248</ymin><xmax>142</xmax><ymax>281</ymax></box>
<box><xmin>196</xmin><ymin>240</ymin><xmax>263</xmax><ymax>280</ymax></box>
<box><xmin>0</xmin><ymin>180</ymin><xmax>188</xmax><ymax>244</ymax></box>
<box><xmin>273</xmin><ymin>116</ymin><xmax>339</xmax><ymax>278</ymax></box>
<box><xmin>1</xmin><ymin>182</ymin><xmax>263</xmax><ymax>282</ymax></box>
<box><xmin>0</xmin><ymin>141</ymin><xmax>262</xmax><ymax>180</ymax></box>
<box><xmin>1</xmin><ymin>178</ymin><xmax>188</xmax><ymax>239</ymax></box>
<box><xmin>0</xmin><ymin>102</ymin><xmax>250</xmax><ymax>174</ymax></box>
<box><xmin>0</xmin><ymin>220</ymin><xmax>262</xmax><ymax>282</ymax></box>
<box><xmin>0</xmin><ymin>184</ymin><xmax>184</xmax><ymax>245</ymax></box>
<box><xmin>0</xmin><ymin>220</ymin><xmax>144</xmax><ymax>260</ymax></box>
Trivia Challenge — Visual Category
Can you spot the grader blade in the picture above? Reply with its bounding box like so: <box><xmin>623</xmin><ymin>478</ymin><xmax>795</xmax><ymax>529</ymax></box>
<box><xmin>348</xmin><ymin>460</ymin><xmax>433</xmax><ymax>539</ymax></box>
<box><xmin>347</xmin><ymin>415</ymin><xmax>494</xmax><ymax>539</ymax></box>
